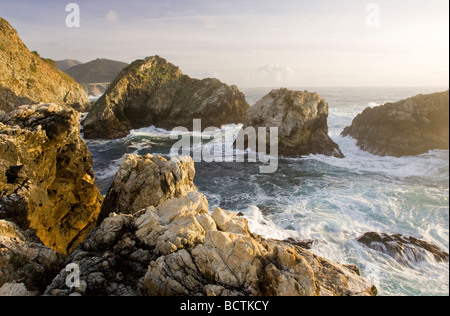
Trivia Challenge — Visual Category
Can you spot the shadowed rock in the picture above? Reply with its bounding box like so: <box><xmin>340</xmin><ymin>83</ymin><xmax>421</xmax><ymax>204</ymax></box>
<box><xmin>342</xmin><ymin>91</ymin><xmax>449</xmax><ymax>157</ymax></box>
<box><xmin>0</xmin><ymin>220</ymin><xmax>65</xmax><ymax>294</ymax></box>
<box><xmin>83</xmin><ymin>56</ymin><xmax>250</xmax><ymax>139</ymax></box>
<box><xmin>357</xmin><ymin>232</ymin><xmax>449</xmax><ymax>266</ymax></box>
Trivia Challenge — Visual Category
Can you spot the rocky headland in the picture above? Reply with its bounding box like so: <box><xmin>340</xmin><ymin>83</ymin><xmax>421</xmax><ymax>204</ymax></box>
<box><xmin>82</xmin><ymin>56</ymin><xmax>250</xmax><ymax>139</ymax></box>
<box><xmin>342</xmin><ymin>91</ymin><xmax>449</xmax><ymax>157</ymax></box>
<box><xmin>45</xmin><ymin>154</ymin><xmax>376</xmax><ymax>296</ymax></box>
<box><xmin>0</xmin><ymin>18</ymin><xmax>90</xmax><ymax>113</ymax></box>
<box><xmin>238</xmin><ymin>88</ymin><xmax>344</xmax><ymax>158</ymax></box>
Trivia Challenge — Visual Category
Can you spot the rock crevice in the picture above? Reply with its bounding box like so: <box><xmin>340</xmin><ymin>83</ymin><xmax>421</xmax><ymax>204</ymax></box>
<box><xmin>0</xmin><ymin>104</ymin><xmax>103</xmax><ymax>256</ymax></box>
<box><xmin>45</xmin><ymin>154</ymin><xmax>376</xmax><ymax>297</ymax></box>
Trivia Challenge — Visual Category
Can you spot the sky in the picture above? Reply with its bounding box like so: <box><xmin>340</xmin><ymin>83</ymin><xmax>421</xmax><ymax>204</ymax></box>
<box><xmin>0</xmin><ymin>0</ymin><xmax>449</xmax><ymax>87</ymax></box>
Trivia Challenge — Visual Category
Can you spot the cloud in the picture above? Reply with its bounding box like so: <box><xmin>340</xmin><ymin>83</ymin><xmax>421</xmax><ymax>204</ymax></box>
<box><xmin>246</xmin><ymin>65</ymin><xmax>298</xmax><ymax>86</ymax></box>
<box><xmin>105</xmin><ymin>10</ymin><xmax>119</xmax><ymax>23</ymax></box>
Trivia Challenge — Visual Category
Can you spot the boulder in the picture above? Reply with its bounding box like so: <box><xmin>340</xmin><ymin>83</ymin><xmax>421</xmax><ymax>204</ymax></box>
<box><xmin>82</xmin><ymin>56</ymin><xmax>250</xmax><ymax>139</ymax></box>
<box><xmin>0</xmin><ymin>104</ymin><xmax>103</xmax><ymax>255</ymax></box>
<box><xmin>357</xmin><ymin>232</ymin><xmax>449</xmax><ymax>266</ymax></box>
<box><xmin>342</xmin><ymin>91</ymin><xmax>449</xmax><ymax>157</ymax></box>
<box><xmin>97</xmin><ymin>154</ymin><xmax>197</xmax><ymax>225</ymax></box>
<box><xmin>0</xmin><ymin>18</ymin><xmax>90</xmax><ymax>112</ymax></box>
<box><xmin>45</xmin><ymin>154</ymin><xmax>376</xmax><ymax>296</ymax></box>
<box><xmin>238</xmin><ymin>89</ymin><xmax>344</xmax><ymax>158</ymax></box>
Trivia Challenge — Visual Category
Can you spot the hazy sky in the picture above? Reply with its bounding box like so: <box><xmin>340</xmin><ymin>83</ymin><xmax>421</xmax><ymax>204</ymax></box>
<box><xmin>1</xmin><ymin>0</ymin><xmax>448</xmax><ymax>87</ymax></box>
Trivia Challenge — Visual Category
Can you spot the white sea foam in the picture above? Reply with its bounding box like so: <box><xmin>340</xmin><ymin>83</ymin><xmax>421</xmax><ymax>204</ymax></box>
<box><xmin>86</xmin><ymin>87</ymin><xmax>449</xmax><ymax>296</ymax></box>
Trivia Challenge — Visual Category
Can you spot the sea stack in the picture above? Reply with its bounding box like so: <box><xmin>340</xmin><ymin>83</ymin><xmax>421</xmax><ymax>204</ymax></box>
<box><xmin>83</xmin><ymin>56</ymin><xmax>250</xmax><ymax>139</ymax></box>
<box><xmin>0</xmin><ymin>18</ymin><xmax>90</xmax><ymax>112</ymax></box>
<box><xmin>238</xmin><ymin>88</ymin><xmax>344</xmax><ymax>158</ymax></box>
<box><xmin>342</xmin><ymin>91</ymin><xmax>449</xmax><ymax>157</ymax></box>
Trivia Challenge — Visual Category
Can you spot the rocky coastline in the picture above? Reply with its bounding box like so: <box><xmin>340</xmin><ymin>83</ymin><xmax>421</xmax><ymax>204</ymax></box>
<box><xmin>0</xmin><ymin>104</ymin><xmax>379</xmax><ymax>296</ymax></box>
<box><xmin>0</xmin><ymin>16</ymin><xmax>448</xmax><ymax>298</ymax></box>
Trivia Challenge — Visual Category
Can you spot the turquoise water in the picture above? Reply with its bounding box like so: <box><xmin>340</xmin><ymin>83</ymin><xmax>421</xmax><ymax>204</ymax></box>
<box><xmin>85</xmin><ymin>87</ymin><xmax>449</xmax><ymax>296</ymax></box>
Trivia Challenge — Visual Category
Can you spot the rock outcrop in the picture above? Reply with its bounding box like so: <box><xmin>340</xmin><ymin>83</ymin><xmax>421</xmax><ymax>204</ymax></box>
<box><xmin>97</xmin><ymin>154</ymin><xmax>197</xmax><ymax>225</ymax></box>
<box><xmin>0</xmin><ymin>104</ymin><xmax>103</xmax><ymax>255</ymax></box>
<box><xmin>0</xmin><ymin>220</ymin><xmax>65</xmax><ymax>294</ymax></box>
<box><xmin>0</xmin><ymin>18</ymin><xmax>90</xmax><ymax>113</ymax></box>
<box><xmin>238</xmin><ymin>89</ymin><xmax>344</xmax><ymax>158</ymax></box>
<box><xmin>342</xmin><ymin>91</ymin><xmax>449</xmax><ymax>157</ymax></box>
<box><xmin>82</xmin><ymin>56</ymin><xmax>250</xmax><ymax>139</ymax></box>
<box><xmin>45</xmin><ymin>154</ymin><xmax>376</xmax><ymax>296</ymax></box>
<box><xmin>358</xmin><ymin>232</ymin><xmax>449</xmax><ymax>266</ymax></box>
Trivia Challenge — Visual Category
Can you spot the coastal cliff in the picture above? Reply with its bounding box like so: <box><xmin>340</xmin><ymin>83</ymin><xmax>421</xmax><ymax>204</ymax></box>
<box><xmin>0</xmin><ymin>18</ymin><xmax>90</xmax><ymax>113</ymax></box>
<box><xmin>83</xmin><ymin>56</ymin><xmax>250</xmax><ymax>139</ymax></box>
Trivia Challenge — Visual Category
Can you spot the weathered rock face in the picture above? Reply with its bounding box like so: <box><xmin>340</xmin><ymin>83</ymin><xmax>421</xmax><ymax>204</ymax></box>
<box><xmin>358</xmin><ymin>232</ymin><xmax>449</xmax><ymax>266</ymax></box>
<box><xmin>0</xmin><ymin>220</ymin><xmax>65</xmax><ymax>294</ymax></box>
<box><xmin>342</xmin><ymin>91</ymin><xmax>449</xmax><ymax>157</ymax></box>
<box><xmin>239</xmin><ymin>89</ymin><xmax>344</xmax><ymax>158</ymax></box>
<box><xmin>82</xmin><ymin>56</ymin><xmax>250</xmax><ymax>139</ymax></box>
<box><xmin>45</xmin><ymin>154</ymin><xmax>376</xmax><ymax>296</ymax></box>
<box><xmin>0</xmin><ymin>104</ymin><xmax>103</xmax><ymax>255</ymax></box>
<box><xmin>98</xmin><ymin>154</ymin><xmax>197</xmax><ymax>225</ymax></box>
<box><xmin>0</xmin><ymin>18</ymin><xmax>90</xmax><ymax>113</ymax></box>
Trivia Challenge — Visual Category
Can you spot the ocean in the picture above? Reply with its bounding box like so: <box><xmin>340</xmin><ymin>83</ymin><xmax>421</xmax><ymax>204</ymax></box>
<box><xmin>84</xmin><ymin>87</ymin><xmax>449</xmax><ymax>296</ymax></box>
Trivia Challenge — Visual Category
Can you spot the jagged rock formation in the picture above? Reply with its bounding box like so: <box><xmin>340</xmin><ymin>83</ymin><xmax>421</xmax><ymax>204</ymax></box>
<box><xmin>0</xmin><ymin>18</ymin><xmax>90</xmax><ymax>113</ymax></box>
<box><xmin>238</xmin><ymin>89</ymin><xmax>344</xmax><ymax>158</ymax></box>
<box><xmin>0</xmin><ymin>220</ymin><xmax>65</xmax><ymax>294</ymax></box>
<box><xmin>45</xmin><ymin>154</ymin><xmax>376</xmax><ymax>296</ymax></box>
<box><xmin>97</xmin><ymin>154</ymin><xmax>196</xmax><ymax>225</ymax></box>
<box><xmin>342</xmin><ymin>91</ymin><xmax>449</xmax><ymax>157</ymax></box>
<box><xmin>0</xmin><ymin>104</ymin><xmax>103</xmax><ymax>255</ymax></box>
<box><xmin>358</xmin><ymin>232</ymin><xmax>449</xmax><ymax>266</ymax></box>
<box><xmin>83</xmin><ymin>56</ymin><xmax>250</xmax><ymax>139</ymax></box>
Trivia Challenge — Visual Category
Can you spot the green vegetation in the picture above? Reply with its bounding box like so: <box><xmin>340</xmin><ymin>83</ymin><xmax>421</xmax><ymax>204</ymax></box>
<box><xmin>42</xmin><ymin>58</ymin><xmax>57</xmax><ymax>67</ymax></box>
<box><xmin>29</xmin><ymin>63</ymin><xmax>37</xmax><ymax>73</ymax></box>
<box><xmin>146</xmin><ymin>64</ymin><xmax>179</xmax><ymax>86</ymax></box>
<box><xmin>0</xmin><ymin>43</ymin><xmax>5</xmax><ymax>52</ymax></box>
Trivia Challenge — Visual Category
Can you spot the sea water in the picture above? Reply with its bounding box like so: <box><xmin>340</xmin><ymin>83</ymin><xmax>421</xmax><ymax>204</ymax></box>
<box><xmin>85</xmin><ymin>87</ymin><xmax>449</xmax><ymax>296</ymax></box>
